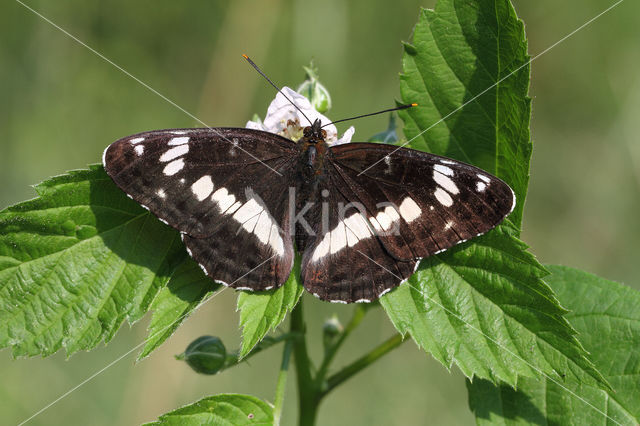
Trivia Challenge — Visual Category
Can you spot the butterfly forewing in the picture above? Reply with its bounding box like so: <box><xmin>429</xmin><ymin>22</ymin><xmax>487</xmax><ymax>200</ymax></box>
<box><xmin>326</xmin><ymin>143</ymin><xmax>515</xmax><ymax>262</ymax></box>
<box><xmin>103</xmin><ymin>128</ymin><xmax>297</xmax><ymax>290</ymax></box>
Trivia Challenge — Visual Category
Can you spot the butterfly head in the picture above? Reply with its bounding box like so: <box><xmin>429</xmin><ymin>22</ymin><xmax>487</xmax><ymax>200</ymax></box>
<box><xmin>303</xmin><ymin>119</ymin><xmax>327</xmax><ymax>144</ymax></box>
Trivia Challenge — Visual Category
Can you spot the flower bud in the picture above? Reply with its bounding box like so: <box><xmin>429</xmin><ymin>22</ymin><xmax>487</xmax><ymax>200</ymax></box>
<box><xmin>176</xmin><ymin>335</ymin><xmax>227</xmax><ymax>375</ymax></box>
<box><xmin>322</xmin><ymin>315</ymin><xmax>343</xmax><ymax>351</ymax></box>
<box><xmin>297</xmin><ymin>64</ymin><xmax>332</xmax><ymax>114</ymax></box>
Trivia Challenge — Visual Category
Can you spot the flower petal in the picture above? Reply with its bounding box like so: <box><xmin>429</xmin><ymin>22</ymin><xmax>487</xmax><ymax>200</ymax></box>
<box><xmin>246</xmin><ymin>86</ymin><xmax>355</xmax><ymax>145</ymax></box>
<box><xmin>334</xmin><ymin>126</ymin><xmax>355</xmax><ymax>145</ymax></box>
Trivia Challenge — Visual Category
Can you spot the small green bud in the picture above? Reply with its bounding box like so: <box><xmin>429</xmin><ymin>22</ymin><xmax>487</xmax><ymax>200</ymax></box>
<box><xmin>322</xmin><ymin>315</ymin><xmax>343</xmax><ymax>351</ymax></box>
<box><xmin>176</xmin><ymin>335</ymin><xmax>227</xmax><ymax>375</ymax></box>
<box><xmin>297</xmin><ymin>63</ymin><xmax>332</xmax><ymax>113</ymax></box>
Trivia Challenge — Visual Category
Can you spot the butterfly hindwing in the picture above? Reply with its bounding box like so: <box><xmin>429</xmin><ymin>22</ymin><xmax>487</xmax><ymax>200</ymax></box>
<box><xmin>300</xmin><ymin>174</ymin><xmax>418</xmax><ymax>303</ymax></box>
<box><xmin>103</xmin><ymin>128</ymin><xmax>297</xmax><ymax>290</ymax></box>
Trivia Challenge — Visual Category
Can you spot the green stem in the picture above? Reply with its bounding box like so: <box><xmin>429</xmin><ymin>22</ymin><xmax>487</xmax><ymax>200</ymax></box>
<box><xmin>315</xmin><ymin>305</ymin><xmax>367</xmax><ymax>387</ymax></box>
<box><xmin>273</xmin><ymin>338</ymin><xmax>293</xmax><ymax>426</ymax></box>
<box><xmin>321</xmin><ymin>333</ymin><xmax>405</xmax><ymax>398</ymax></box>
<box><xmin>291</xmin><ymin>299</ymin><xmax>319</xmax><ymax>426</ymax></box>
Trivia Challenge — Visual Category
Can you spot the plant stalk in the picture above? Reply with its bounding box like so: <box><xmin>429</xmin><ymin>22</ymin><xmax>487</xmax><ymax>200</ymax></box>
<box><xmin>321</xmin><ymin>333</ymin><xmax>405</xmax><ymax>398</ymax></box>
<box><xmin>273</xmin><ymin>337</ymin><xmax>293</xmax><ymax>425</ymax></box>
<box><xmin>291</xmin><ymin>299</ymin><xmax>319</xmax><ymax>426</ymax></box>
<box><xmin>315</xmin><ymin>304</ymin><xmax>367</xmax><ymax>386</ymax></box>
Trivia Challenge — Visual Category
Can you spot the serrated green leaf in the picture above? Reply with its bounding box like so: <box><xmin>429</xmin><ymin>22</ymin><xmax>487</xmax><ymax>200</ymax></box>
<box><xmin>381</xmin><ymin>224</ymin><xmax>608</xmax><ymax>390</ymax></box>
<box><xmin>399</xmin><ymin>0</ymin><xmax>532</xmax><ymax>229</ymax></box>
<box><xmin>384</xmin><ymin>0</ymin><xmax>606</xmax><ymax>391</ymax></box>
<box><xmin>467</xmin><ymin>266</ymin><xmax>640</xmax><ymax>425</ymax></box>
<box><xmin>143</xmin><ymin>393</ymin><xmax>273</xmax><ymax>426</ymax></box>
<box><xmin>0</xmin><ymin>165</ymin><xmax>196</xmax><ymax>357</ymax></box>
<box><xmin>139</xmin><ymin>259</ymin><xmax>221</xmax><ymax>360</ymax></box>
<box><xmin>237</xmin><ymin>255</ymin><xmax>303</xmax><ymax>358</ymax></box>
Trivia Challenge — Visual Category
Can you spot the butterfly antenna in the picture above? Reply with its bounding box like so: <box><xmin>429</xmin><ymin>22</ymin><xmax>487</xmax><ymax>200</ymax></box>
<box><xmin>321</xmin><ymin>103</ymin><xmax>418</xmax><ymax>128</ymax></box>
<box><xmin>242</xmin><ymin>54</ymin><xmax>313</xmax><ymax>126</ymax></box>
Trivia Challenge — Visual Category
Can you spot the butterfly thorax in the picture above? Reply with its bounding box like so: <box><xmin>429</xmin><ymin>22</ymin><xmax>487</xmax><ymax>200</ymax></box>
<box><xmin>296</xmin><ymin>119</ymin><xmax>328</xmax><ymax>183</ymax></box>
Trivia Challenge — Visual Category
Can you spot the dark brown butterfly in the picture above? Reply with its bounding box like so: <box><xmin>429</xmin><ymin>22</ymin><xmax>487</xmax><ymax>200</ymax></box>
<box><xmin>103</xmin><ymin>114</ymin><xmax>514</xmax><ymax>303</ymax></box>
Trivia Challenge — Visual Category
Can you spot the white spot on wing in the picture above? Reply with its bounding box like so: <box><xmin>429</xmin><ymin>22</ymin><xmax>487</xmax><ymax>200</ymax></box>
<box><xmin>134</xmin><ymin>145</ymin><xmax>144</xmax><ymax>156</ymax></box>
<box><xmin>102</xmin><ymin>146</ymin><xmax>109</xmax><ymax>168</ymax></box>
<box><xmin>374</xmin><ymin>211</ymin><xmax>393</xmax><ymax>231</ymax></box>
<box><xmin>156</xmin><ymin>189</ymin><xmax>166</xmax><ymax>199</ymax></box>
<box><xmin>312</xmin><ymin>212</ymin><xmax>376</xmax><ymax>262</ymax></box>
<box><xmin>440</xmin><ymin>159</ymin><xmax>455</xmax><ymax>165</ymax></box>
<box><xmin>345</xmin><ymin>227</ymin><xmax>359</xmax><ymax>247</ymax></box>
<box><xmin>163</xmin><ymin>158</ymin><xmax>184</xmax><ymax>176</ymax></box>
<box><xmin>160</xmin><ymin>144</ymin><xmax>189</xmax><ymax>162</ymax></box>
<box><xmin>434</xmin><ymin>164</ymin><xmax>454</xmax><ymax>176</ymax></box>
<box><xmin>385</xmin><ymin>205</ymin><xmax>400</xmax><ymax>222</ymax></box>
<box><xmin>330</xmin><ymin>221</ymin><xmax>347</xmax><ymax>254</ymax></box>
<box><xmin>345</xmin><ymin>213</ymin><xmax>373</xmax><ymax>240</ymax></box>
<box><xmin>241</xmin><ymin>214</ymin><xmax>260</xmax><ymax>233</ymax></box>
<box><xmin>312</xmin><ymin>234</ymin><xmax>330</xmax><ymax>261</ymax></box>
<box><xmin>384</xmin><ymin>156</ymin><xmax>392</xmax><ymax>174</ymax></box>
<box><xmin>191</xmin><ymin>175</ymin><xmax>214</xmax><ymax>201</ymax></box>
<box><xmin>378</xmin><ymin>288</ymin><xmax>393</xmax><ymax>298</ymax></box>
<box><xmin>227</xmin><ymin>201</ymin><xmax>242</xmax><ymax>215</ymax></box>
<box><xmin>199</xmin><ymin>263</ymin><xmax>209</xmax><ymax>275</ymax></box>
<box><xmin>433</xmin><ymin>170</ymin><xmax>459</xmax><ymax>194</ymax></box>
<box><xmin>214</xmin><ymin>279</ymin><xmax>230</xmax><ymax>287</ymax></box>
<box><xmin>444</xmin><ymin>221</ymin><xmax>453</xmax><ymax>230</ymax></box>
<box><xmin>168</xmin><ymin>136</ymin><xmax>190</xmax><ymax>146</ymax></box>
<box><xmin>477</xmin><ymin>174</ymin><xmax>490</xmax><ymax>183</ymax></box>
<box><xmin>231</xmin><ymin>197</ymin><xmax>285</xmax><ymax>256</ymax></box>
<box><xmin>232</xmin><ymin>198</ymin><xmax>263</xmax><ymax>223</ymax></box>
<box><xmin>129</xmin><ymin>137</ymin><xmax>145</xmax><ymax>144</ymax></box>
<box><xmin>268</xmin><ymin>224</ymin><xmax>285</xmax><ymax>256</ymax></box>
<box><xmin>212</xmin><ymin>188</ymin><xmax>236</xmax><ymax>213</ymax></box>
<box><xmin>253</xmin><ymin>211</ymin><xmax>272</xmax><ymax>244</ymax></box>
<box><xmin>476</xmin><ymin>181</ymin><xmax>487</xmax><ymax>192</ymax></box>
<box><xmin>434</xmin><ymin>187</ymin><xmax>453</xmax><ymax>207</ymax></box>
<box><xmin>510</xmin><ymin>187</ymin><xmax>517</xmax><ymax>214</ymax></box>
<box><xmin>399</xmin><ymin>197</ymin><xmax>421</xmax><ymax>222</ymax></box>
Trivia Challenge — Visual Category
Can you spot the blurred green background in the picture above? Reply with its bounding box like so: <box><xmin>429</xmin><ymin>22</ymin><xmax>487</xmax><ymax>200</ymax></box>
<box><xmin>1</xmin><ymin>0</ymin><xmax>638</xmax><ymax>425</ymax></box>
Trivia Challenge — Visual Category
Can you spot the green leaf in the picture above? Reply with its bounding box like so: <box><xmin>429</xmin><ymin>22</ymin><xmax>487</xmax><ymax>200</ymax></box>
<box><xmin>144</xmin><ymin>394</ymin><xmax>273</xmax><ymax>426</ymax></box>
<box><xmin>399</xmin><ymin>1</ymin><xmax>532</xmax><ymax>229</ymax></box>
<box><xmin>467</xmin><ymin>266</ymin><xmax>640</xmax><ymax>425</ymax></box>
<box><xmin>139</xmin><ymin>259</ymin><xmax>221</xmax><ymax>360</ymax></box>
<box><xmin>381</xmin><ymin>224</ymin><xmax>607</xmax><ymax>389</ymax></box>
<box><xmin>237</xmin><ymin>255</ymin><xmax>303</xmax><ymax>358</ymax></box>
<box><xmin>385</xmin><ymin>0</ymin><xmax>606</xmax><ymax>391</ymax></box>
<box><xmin>0</xmin><ymin>165</ymin><xmax>194</xmax><ymax>357</ymax></box>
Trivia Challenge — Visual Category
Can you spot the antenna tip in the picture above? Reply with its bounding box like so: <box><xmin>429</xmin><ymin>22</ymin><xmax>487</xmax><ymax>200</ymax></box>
<box><xmin>411</xmin><ymin>103</ymin><xmax>418</xmax><ymax>107</ymax></box>
<box><xmin>242</xmin><ymin>54</ymin><xmax>249</xmax><ymax>59</ymax></box>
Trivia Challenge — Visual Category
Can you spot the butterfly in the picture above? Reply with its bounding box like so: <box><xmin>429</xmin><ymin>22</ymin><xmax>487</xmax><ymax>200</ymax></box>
<box><xmin>103</xmin><ymin>92</ymin><xmax>515</xmax><ymax>304</ymax></box>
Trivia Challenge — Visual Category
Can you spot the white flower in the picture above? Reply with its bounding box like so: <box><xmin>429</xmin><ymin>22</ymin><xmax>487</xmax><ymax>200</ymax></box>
<box><xmin>246</xmin><ymin>86</ymin><xmax>355</xmax><ymax>146</ymax></box>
